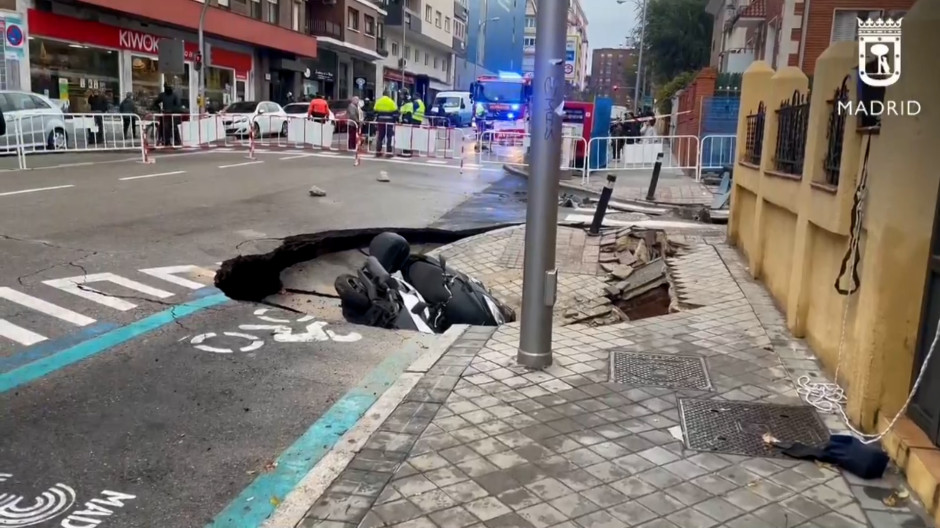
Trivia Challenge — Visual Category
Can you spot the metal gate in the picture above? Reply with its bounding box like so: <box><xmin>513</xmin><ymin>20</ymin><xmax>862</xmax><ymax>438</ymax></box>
<box><xmin>909</xmin><ymin>191</ymin><xmax>940</xmax><ymax>446</ymax></box>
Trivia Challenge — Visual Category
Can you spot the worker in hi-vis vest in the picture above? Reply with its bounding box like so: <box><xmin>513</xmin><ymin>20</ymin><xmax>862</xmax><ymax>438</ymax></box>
<box><xmin>473</xmin><ymin>99</ymin><xmax>487</xmax><ymax>151</ymax></box>
<box><xmin>372</xmin><ymin>91</ymin><xmax>399</xmax><ymax>157</ymax></box>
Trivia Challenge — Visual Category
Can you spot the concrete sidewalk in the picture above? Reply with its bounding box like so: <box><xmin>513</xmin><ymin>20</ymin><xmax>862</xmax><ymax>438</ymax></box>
<box><xmin>296</xmin><ymin>225</ymin><xmax>931</xmax><ymax>528</ymax></box>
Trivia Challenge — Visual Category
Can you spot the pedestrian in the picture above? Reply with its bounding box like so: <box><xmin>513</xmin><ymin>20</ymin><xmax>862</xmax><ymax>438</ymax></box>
<box><xmin>307</xmin><ymin>95</ymin><xmax>329</xmax><ymax>121</ymax></box>
<box><xmin>610</xmin><ymin>120</ymin><xmax>624</xmax><ymax>161</ymax></box>
<box><xmin>88</xmin><ymin>90</ymin><xmax>109</xmax><ymax>145</ymax></box>
<box><xmin>0</xmin><ymin>103</ymin><xmax>6</xmax><ymax>138</ymax></box>
<box><xmin>641</xmin><ymin>117</ymin><xmax>658</xmax><ymax>141</ymax></box>
<box><xmin>372</xmin><ymin>91</ymin><xmax>399</xmax><ymax>158</ymax></box>
<box><xmin>346</xmin><ymin>96</ymin><xmax>362</xmax><ymax>151</ymax></box>
<box><xmin>154</xmin><ymin>84</ymin><xmax>182</xmax><ymax>146</ymax></box>
<box><xmin>119</xmin><ymin>92</ymin><xmax>138</xmax><ymax>140</ymax></box>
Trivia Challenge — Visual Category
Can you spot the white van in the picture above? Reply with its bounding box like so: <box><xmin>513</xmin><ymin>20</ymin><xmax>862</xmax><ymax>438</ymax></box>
<box><xmin>430</xmin><ymin>91</ymin><xmax>472</xmax><ymax>127</ymax></box>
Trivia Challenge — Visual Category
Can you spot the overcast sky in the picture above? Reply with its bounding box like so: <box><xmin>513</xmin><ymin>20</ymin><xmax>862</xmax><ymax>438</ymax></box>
<box><xmin>583</xmin><ymin>0</ymin><xmax>639</xmax><ymax>52</ymax></box>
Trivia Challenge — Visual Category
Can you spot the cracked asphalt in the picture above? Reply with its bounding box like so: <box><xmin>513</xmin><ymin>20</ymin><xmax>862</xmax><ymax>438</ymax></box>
<box><xmin>0</xmin><ymin>148</ymin><xmax>529</xmax><ymax>527</ymax></box>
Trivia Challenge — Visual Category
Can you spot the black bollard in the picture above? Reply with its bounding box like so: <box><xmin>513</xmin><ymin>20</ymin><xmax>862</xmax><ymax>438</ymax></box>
<box><xmin>645</xmin><ymin>152</ymin><xmax>664</xmax><ymax>201</ymax></box>
<box><xmin>589</xmin><ymin>174</ymin><xmax>617</xmax><ymax>235</ymax></box>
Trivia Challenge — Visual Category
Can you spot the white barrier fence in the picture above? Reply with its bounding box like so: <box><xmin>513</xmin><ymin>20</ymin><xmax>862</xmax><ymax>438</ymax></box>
<box><xmin>5</xmin><ymin>112</ymin><xmax>146</xmax><ymax>169</ymax></box>
<box><xmin>585</xmin><ymin>135</ymin><xmax>701</xmax><ymax>184</ymax></box>
<box><xmin>477</xmin><ymin>130</ymin><xmax>586</xmax><ymax>178</ymax></box>
<box><xmin>698</xmin><ymin>134</ymin><xmax>737</xmax><ymax>180</ymax></box>
<box><xmin>362</xmin><ymin>121</ymin><xmax>464</xmax><ymax>158</ymax></box>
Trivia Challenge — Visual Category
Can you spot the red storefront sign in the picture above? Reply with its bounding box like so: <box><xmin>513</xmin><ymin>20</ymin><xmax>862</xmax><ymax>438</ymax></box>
<box><xmin>28</xmin><ymin>9</ymin><xmax>252</xmax><ymax>79</ymax></box>
<box><xmin>383</xmin><ymin>68</ymin><xmax>415</xmax><ymax>84</ymax></box>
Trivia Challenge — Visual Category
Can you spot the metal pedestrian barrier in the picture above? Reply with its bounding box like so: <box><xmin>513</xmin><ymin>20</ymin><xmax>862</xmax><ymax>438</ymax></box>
<box><xmin>6</xmin><ymin>112</ymin><xmax>146</xmax><ymax>169</ymax></box>
<box><xmin>477</xmin><ymin>130</ymin><xmax>586</xmax><ymax>179</ymax></box>
<box><xmin>585</xmin><ymin>135</ymin><xmax>701</xmax><ymax>184</ymax></box>
<box><xmin>698</xmin><ymin>134</ymin><xmax>737</xmax><ymax>180</ymax></box>
<box><xmin>362</xmin><ymin>121</ymin><xmax>462</xmax><ymax>159</ymax></box>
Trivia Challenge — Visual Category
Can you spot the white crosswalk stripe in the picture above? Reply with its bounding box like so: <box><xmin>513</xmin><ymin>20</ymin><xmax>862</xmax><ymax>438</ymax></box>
<box><xmin>0</xmin><ymin>265</ymin><xmax>216</xmax><ymax>349</ymax></box>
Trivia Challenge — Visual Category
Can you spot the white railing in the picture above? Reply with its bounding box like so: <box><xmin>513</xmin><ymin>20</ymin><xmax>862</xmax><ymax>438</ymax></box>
<box><xmin>6</xmin><ymin>112</ymin><xmax>146</xmax><ymax>169</ymax></box>
<box><xmin>698</xmin><ymin>134</ymin><xmax>737</xmax><ymax>180</ymax></box>
<box><xmin>477</xmin><ymin>130</ymin><xmax>587</xmax><ymax>180</ymax></box>
<box><xmin>585</xmin><ymin>135</ymin><xmax>701</xmax><ymax>184</ymax></box>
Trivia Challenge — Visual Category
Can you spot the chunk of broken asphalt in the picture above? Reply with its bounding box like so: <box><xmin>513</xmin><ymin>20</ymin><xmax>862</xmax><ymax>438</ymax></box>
<box><xmin>309</xmin><ymin>186</ymin><xmax>327</xmax><ymax>197</ymax></box>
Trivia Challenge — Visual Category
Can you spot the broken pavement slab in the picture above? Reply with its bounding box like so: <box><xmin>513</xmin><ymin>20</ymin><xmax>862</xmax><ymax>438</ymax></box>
<box><xmin>308</xmin><ymin>186</ymin><xmax>327</xmax><ymax>197</ymax></box>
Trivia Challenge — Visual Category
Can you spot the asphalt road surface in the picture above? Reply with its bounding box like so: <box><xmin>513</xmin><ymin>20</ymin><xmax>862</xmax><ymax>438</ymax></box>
<box><xmin>0</xmin><ymin>146</ymin><xmax>528</xmax><ymax>527</ymax></box>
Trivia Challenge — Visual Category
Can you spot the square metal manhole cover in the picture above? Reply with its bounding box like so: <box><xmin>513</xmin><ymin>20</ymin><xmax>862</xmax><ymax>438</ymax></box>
<box><xmin>679</xmin><ymin>399</ymin><xmax>830</xmax><ymax>458</ymax></box>
<box><xmin>610</xmin><ymin>351</ymin><xmax>713</xmax><ymax>390</ymax></box>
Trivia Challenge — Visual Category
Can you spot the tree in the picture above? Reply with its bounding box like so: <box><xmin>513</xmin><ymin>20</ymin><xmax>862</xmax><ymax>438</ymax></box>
<box><xmin>628</xmin><ymin>0</ymin><xmax>712</xmax><ymax>86</ymax></box>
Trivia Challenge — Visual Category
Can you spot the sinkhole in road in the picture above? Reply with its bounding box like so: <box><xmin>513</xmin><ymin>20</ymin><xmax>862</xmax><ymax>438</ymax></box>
<box><xmin>214</xmin><ymin>225</ymin><xmax>521</xmax><ymax>325</ymax></box>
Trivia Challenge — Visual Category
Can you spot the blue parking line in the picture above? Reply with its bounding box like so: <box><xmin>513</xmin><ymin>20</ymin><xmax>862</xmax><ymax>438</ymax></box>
<box><xmin>0</xmin><ymin>322</ymin><xmax>120</xmax><ymax>374</ymax></box>
<box><xmin>207</xmin><ymin>344</ymin><xmax>422</xmax><ymax>528</ymax></box>
<box><xmin>0</xmin><ymin>292</ymin><xmax>229</xmax><ymax>394</ymax></box>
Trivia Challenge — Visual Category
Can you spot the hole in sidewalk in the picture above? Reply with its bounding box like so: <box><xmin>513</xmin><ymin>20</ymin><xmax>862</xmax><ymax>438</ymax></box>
<box><xmin>213</xmin><ymin>225</ymin><xmax>520</xmax><ymax>327</ymax></box>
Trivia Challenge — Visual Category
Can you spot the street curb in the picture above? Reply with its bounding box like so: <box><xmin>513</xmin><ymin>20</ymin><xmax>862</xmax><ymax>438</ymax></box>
<box><xmin>261</xmin><ymin>325</ymin><xmax>469</xmax><ymax>528</ymax></box>
<box><xmin>502</xmin><ymin>163</ymin><xmax>718</xmax><ymax>211</ymax></box>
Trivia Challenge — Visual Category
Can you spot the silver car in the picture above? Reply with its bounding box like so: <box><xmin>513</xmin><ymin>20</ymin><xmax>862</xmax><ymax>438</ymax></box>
<box><xmin>0</xmin><ymin>90</ymin><xmax>69</xmax><ymax>150</ymax></box>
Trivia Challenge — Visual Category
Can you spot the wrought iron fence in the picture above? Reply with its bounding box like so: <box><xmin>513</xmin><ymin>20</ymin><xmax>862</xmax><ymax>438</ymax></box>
<box><xmin>823</xmin><ymin>76</ymin><xmax>851</xmax><ymax>186</ymax></box>
<box><xmin>743</xmin><ymin>102</ymin><xmax>766</xmax><ymax>165</ymax></box>
<box><xmin>774</xmin><ymin>90</ymin><xmax>810</xmax><ymax>175</ymax></box>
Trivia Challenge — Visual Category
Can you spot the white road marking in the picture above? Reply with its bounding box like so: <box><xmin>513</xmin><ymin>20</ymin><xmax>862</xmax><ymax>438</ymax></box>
<box><xmin>191</xmin><ymin>332</ymin><xmax>264</xmax><ymax>353</ymax></box>
<box><xmin>279</xmin><ymin>154</ymin><xmax>315</xmax><ymax>160</ymax></box>
<box><xmin>43</xmin><ymin>273</ymin><xmax>175</xmax><ymax>311</ymax></box>
<box><xmin>218</xmin><ymin>161</ymin><xmax>264</xmax><ymax>169</ymax></box>
<box><xmin>0</xmin><ymin>287</ymin><xmax>96</xmax><ymax>326</ymax></box>
<box><xmin>425</xmin><ymin>160</ymin><xmax>449</xmax><ymax>165</ymax></box>
<box><xmin>0</xmin><ymin>318</ymin><xmax>46</xmax><ymax>346</ymax></box>
<box><xmin>139</xmin><ymin>265</ymin><xmax>210</xmax><ymax>290</ymax></box>
<box><xmin>253</xmin><ymin>308</ymin><xmax>291</xmax><ymax>324</ymax></box>
<box><xmin>119</xmin><ymin>170</ymin><xmax>186</xmax><ymax>181</ymax></box>
<box><xmin>0</xmin><ymin>185</ymin><xmax>75</xmax><ymax>197</ymax></box>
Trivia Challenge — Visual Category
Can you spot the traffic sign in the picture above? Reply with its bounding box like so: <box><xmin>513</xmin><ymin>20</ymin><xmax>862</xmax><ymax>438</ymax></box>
<box><xmin>564</xmin><ymin>63</ymin><xmax>574</xmax><ymax>75</ymax></box>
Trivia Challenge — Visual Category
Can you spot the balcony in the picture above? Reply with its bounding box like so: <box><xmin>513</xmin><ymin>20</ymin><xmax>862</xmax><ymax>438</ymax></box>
<box><xmin>454</xmin><ymin>1</ymin><xmax>469</xmax><ymax>21</ymax></box>
<box><xmin>377</xmin><ymin>37</ymin><xmax>390</xmax><ymax>57</ymax></box>
<box><xmin>309</xmin><ymin>19</ymin><xmax>343</xmax><ymax>40</ymax></box>
<box><xmin>385</xmin><ymin>5</ymin><xmax>422</xmax><ymax>33</ymax></box>
<box><xmin>453</xmin><ymin>36</ymin><xmax>467</xmax><ymax>57</ymax></box>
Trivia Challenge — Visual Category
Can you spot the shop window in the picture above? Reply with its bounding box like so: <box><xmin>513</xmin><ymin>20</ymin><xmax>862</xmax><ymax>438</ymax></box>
<box><xmin>348</xmin><ymin>8</ymin><xmax>360</xmax><ymax>31</ymax></box>
<box><xmin>131</xmin><ymin>55</ymin><xmax>162</xmax><ymax>115</ymax></box>
<box><xmin>365</xmin><ymin>15</ymin><xmax>376</xmax><ymax>36</ymax></box>
<box><xmin>29</xmin><ymin>38</ymin><xmax>120</xmax><ymax>113</ymax></box>
<box><xmin>264</xmin><ymin>0</ymin><xmax>279</xmax><ymax>24</ymax></box>
<box><xmin>205</xmin><ymin>67</ymin><xmax>234</xmax><ymax>113</ymax></box>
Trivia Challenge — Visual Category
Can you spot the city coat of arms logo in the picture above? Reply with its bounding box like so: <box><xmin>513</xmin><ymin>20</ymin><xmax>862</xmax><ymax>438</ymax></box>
<box><xmin>858</xmin><ymin>17</ymin><xmax>902</xmax><ymax>87</ymax></box>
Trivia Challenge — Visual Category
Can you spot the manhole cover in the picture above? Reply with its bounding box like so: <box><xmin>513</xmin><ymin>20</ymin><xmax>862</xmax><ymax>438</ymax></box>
<box><xmin>679</xmin><ymin>399</ymin><xmax>829</xmax><ymax>458</ymax></box>
<box><xmin>610</xmin><ymin>351</ymin><xmax>712</xmax><ymax>390</ymax></box>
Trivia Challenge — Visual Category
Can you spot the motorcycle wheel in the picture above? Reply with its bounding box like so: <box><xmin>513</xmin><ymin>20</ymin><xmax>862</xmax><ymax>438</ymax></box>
<box><xmin>335</xmin><ymin>274</ymin><xmax>370</xmax><ymax>312</ymax></box>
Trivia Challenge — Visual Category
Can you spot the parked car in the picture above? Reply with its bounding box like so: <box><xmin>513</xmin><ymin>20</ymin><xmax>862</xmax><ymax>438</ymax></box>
<box><xmin>283</xmin><ymin>102</ymin><xmax>336</xmax><ymax>121</ymax></box>
<box><xmin>0</xmin><ymin>90</ymin><xmax>69</xmax><ymax>151</ymax></box>
<box><xmin>219</xmin><ymin>101</ymin><xmax>288</xmax><ymax>137</ymax></box>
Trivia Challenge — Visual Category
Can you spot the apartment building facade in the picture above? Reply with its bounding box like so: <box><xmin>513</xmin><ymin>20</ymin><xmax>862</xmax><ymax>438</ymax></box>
<box><xmin>467</xmin><ymin>0</ymin><xmax>525</xmax><ymax>74</ymax></box>
<box><xmin>590</xmin><ymin>47</ymin><xmax>635</xmax><ymax>107</ymax></box>
<box><xmin>16</xmin><ymin>0</ymin><xmax>319</xmax><ymax>112</ymax></box>
<box><xmin>708</xmin><ymin>0</ymin><xmax>913</xmax><ymax>75</ymax></box>
<box><xmin>305</xmin><ymin>0</ymin><xmax>387</xmax><ymax>101</ymax></box>
<box><xmin>381</xmin><ymin>0</ymin><xmax>456</xmax><ymax>102</ymax></box>
<box><xmin>522</xmin><ymin>0</ymin><xmax>589</xmax><ymax>91</ymax></box>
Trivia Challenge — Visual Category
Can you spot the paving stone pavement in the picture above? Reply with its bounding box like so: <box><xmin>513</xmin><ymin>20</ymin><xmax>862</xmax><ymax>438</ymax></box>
<box><xmin>298</xmin><ymin>228</ymin><xmax>933</xmax><ymax>528</ymax></box>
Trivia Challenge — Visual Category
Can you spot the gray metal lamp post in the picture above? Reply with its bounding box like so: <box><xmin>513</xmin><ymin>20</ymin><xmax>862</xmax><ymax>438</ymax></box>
<box><xmin>516</xmin><ymin>0</ymin><xmax>569</xmax><ymax>369</ymax></box>
<box><xmin>618</xmin><ymin>0</ymin><xmax>647</xmax><ymax>111</ymax></box>
<box><xmin>197</xmin><ymin>0</ymin><xmax>211</xmax><ymax>114</ymax></box>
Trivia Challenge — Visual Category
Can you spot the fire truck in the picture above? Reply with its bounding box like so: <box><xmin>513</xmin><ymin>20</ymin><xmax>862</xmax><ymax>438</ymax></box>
<box><xmin>470</xmin><ymin>72</ymin><xmax>533</xmax><ymax>135</ymax></box>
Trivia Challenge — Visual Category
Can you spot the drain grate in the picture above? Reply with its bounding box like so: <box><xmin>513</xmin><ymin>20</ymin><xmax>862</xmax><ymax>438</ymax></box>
<box><xmin>679</xmin><ymin>399</ymin><xmax>829</xmax><ymax>458</ymax></box>
<box><xmin>610</xmin><ymin>351</ymin><xmax>712</xmax><ymax>390</ymax></box>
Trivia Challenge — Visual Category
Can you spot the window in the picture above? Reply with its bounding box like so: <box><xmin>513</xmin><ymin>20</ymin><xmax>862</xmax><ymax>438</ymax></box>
<box><xmin>425</xmin><ymin>53</ymin><xmax>430</xmax><ymax>65</ymax></box>
<box><xmin>455</xmin><ymin>20</ymin><xmax>465</xmax><ymax>39</ymax></box>
<box><xmin>392</xmin><ymin>42</ymin><xmax>399</xmax><ymax>55</ymax></box>
<box><xmin>364</xmin><ymin>15</ymin><xmax>376</xmax><ymax>36</ymax></box>
<box><xmin>525</xmin><ymin>16</ymin><xmax>536</xmax><ymax>28</ymax></box>
<box><xmin>264</xmin><ymin>0</ymin><xmax>278</xmax><ymax>24</ymax></box>
<box><xmin>425</xmin><ymin>5</ymin><xmax>432</xmax><ymax>21</ymax></box>
<box><xmin>435</xmin><ymin>11</ymin><xmax>442</xmax><ymax>28</ymax></box>
<box><xmin>433</xmin><ymin>56</ymin><xmax>439</xmax><ymax>69</ymax></box>
<box><xmin>348</xmin><ymin>7</ymin><xmax>360</xmax><ymax>31</ymax></box>
<box><xmin>405</xmin><ymin>46</ymin><xmax>411</xmax><ymax>59</ymax></box>
<box><xmin>414</xmin><ymin>48</ymin><xmax>419</xmax><ymax>62</ymax></box>
<box><xmin>377</xmin><ymin>22</ymin><xmax>384</xmax><ymax>38</ymax></box>
<box><xmin>291</xmin><ymin>1</ymin><xmax>301</xmax><ymax>31</ymax></box>
<box><xmin>831</xmin><ymin>9</ymin><xmax>905</xmax><ymax>43</ymax></box>
<box><xmin>445</xmin><ymin>17</ymin><xmax>450</xmax><ymax>33</ymax></box>
<box><xmin>250</xmin><ymin>0</ymin><xmax>262</xmax><ymax>19</ymax></box>
<box><xmin>217</xmin><ymin>0</ymin><xmax>229</xmax><ymax>6</ymax></box>
<box><xmin>524</xmin><ymin>37</ymin><xmax>536</xmax><ymax>48</ymax></box>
